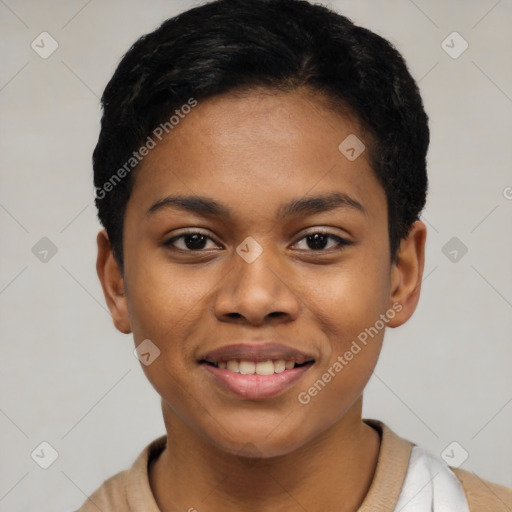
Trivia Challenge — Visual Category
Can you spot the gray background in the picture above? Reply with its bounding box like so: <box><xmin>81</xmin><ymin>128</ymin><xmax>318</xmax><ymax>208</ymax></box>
<box><xmin>1</xmin><ymin>0</ymin><xmax>511</xmax><ymax>510</ymax></box>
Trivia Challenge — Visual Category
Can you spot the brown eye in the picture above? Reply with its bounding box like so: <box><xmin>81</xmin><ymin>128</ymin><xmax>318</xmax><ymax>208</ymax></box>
<box><xmin>294</xmin><ymin>232</ymin><xmax>352</xmax><ymax>251</ymax></box>
<box><xmin>164</xmin><ymin>231</ymin><xmax>221</xmax><ymax>251</ymax></box>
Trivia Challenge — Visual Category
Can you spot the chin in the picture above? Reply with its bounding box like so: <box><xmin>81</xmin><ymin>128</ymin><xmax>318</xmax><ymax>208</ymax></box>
<box><xmin>205</xmin><ymin>420</ymin><xmax>309</xmax><ymax>459</ymax></box>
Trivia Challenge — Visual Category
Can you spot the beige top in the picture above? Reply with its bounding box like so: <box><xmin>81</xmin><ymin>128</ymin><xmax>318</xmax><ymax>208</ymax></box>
<box><xmin>77</xmin><ymin>419</ymin><xmax>512</xmax><ymax>511</ymax></box>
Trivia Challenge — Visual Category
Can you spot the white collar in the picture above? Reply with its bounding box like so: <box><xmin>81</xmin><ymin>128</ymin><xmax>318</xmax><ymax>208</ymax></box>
<box><xmin>394</xmin><ymin>445</ymin><xmax>470</xmax><ymax>511</ymax></box>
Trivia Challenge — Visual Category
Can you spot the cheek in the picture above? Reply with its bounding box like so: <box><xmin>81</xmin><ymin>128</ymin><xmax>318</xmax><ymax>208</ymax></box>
<box><xmin>126</xmin><ymin>249</ymin><xmax>206</xmax><ymax>339</ymax></box>
<box><xmin>294</xmin><ymin>278</ymin><xmax>386</xmax><ymax>437</ymax></box>
<box><xmin>295</xmin><ymin>251</ymin><xmax>389</xmax><ymax>402</ymax></box>
<box><xmin>302</xmin><ymin>253</ymin><xmax>390</xmax><ymax>346</ymax></box>
<box><xmin>123</xmin><ymin>234</ymin><xmax>227</xmax><ymax>370</ymax></box>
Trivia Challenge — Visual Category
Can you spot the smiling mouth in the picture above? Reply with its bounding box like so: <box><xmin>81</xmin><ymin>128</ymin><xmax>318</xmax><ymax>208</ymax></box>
<box><xmin>199</xmin><ymin>356</ymin><xmax>316</xmax><ymax>399</ymax></box>
<box><xmin>199</xmin><ymin>359</ymin><xmax>315</xmax><ymax>375</ymax></box>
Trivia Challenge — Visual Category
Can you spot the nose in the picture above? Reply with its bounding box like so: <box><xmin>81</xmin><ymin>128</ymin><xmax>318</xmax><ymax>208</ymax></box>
<box><xmin>212</xmin><ymin>243</ymin><xmax>301</xmax><ymax>326</ymax></box>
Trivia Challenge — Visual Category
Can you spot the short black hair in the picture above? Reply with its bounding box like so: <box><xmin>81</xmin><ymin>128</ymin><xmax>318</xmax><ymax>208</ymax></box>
<box><xmin>93</xmin><ymin>0</ymin><xmax>429</xmax><ymax>272</ymax></box>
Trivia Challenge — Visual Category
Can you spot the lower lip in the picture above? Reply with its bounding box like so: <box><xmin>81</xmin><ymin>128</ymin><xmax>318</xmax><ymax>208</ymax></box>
<box><xmin>201</xmin><ymin>363</ymin><xmax>314</xmax><ymax>400</ymax></box>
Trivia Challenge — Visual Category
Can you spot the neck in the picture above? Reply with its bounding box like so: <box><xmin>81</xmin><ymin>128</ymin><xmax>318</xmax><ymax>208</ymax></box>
<box><xmin>149</xmin><ymin>398</ymin><xmax>380</xmax><ymax>512</ymax></box>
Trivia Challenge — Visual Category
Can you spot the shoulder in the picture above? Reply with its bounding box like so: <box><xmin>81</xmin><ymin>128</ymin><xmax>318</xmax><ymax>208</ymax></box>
<box><xmin>75</xmin><ymin>434</ymin><xmax>167</xmax><ymax>512</ymax></box>
<box><xmin>451</xmin><ymin>466</ymin><xmax>512</xmax><ymax>512</ymax></box>
<box><xmin>365</xmin><ymin>419</ymin><xmax>512</xmax><ymax>512</ymax></box>
<box><xmin>76</xmin><ymin>468</ymin><xmax>130</xmax><ymax>511</ymax></box>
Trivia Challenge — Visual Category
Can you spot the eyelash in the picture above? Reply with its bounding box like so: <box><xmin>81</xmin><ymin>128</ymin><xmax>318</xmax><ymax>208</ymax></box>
<box><xmin>163</xmin><ymin>229</ymin><xmax>353</xmax><ymax>253</ymax></box>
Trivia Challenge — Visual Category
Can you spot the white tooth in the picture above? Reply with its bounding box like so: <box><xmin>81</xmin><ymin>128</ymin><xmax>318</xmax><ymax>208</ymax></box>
<box><xmin>227</xmin><ymin>360</ymin><xmax>240</xmax><ymax>373</ymax></box>
<box><xmin>239</xmin><ymin>360</ymin><xmax>256</xmax><ymax>374</ymax></box>
<box><xmin>273</xmin><ymin>359</ymin><xmax>286</xmax><ymax>373</ymax></box>
<box><xmin>256</xmin><ymin>360</ymin><xmax>274</xmax><ymax>376</ymax></box>
<box><xmin>225</xmin><ymin>359</ymin><xmax>298</xmax><ymax>374</ymax></box>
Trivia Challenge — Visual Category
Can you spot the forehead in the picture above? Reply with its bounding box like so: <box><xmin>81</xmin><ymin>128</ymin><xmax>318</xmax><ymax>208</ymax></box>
<box><xmin>127</xmin><ymin>88</ymin><xmax>386</xmax><ymax>226</ymax></box>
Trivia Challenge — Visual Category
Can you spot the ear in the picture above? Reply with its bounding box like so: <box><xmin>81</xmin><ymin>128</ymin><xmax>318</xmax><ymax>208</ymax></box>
<box><xmin>387</xmin><ymin>220</ymin><xmax>427</xmax><ymax>328</ymax></box>
<box><xmin>96</xmin><ymin>229</ymin><xmax>131</xmax><ymax>334</ymax></box>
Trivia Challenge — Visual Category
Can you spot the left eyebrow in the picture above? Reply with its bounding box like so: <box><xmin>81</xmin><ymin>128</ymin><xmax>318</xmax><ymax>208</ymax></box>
<box><xmin>145</xmin><ymin>191</ymin><xmax>366</xmax><ymax>219</ymax></box>
<box><xmin>275</xmin><ymin>191</ymin><xmax>366</xmax><ymax>220</ymax></box>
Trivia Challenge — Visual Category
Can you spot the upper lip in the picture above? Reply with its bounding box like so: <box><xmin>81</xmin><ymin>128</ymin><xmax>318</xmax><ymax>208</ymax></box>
<box><xmin>199</xmin><ymin>342</ymin><xmax>316</xmax><ymax>364</ymax></box>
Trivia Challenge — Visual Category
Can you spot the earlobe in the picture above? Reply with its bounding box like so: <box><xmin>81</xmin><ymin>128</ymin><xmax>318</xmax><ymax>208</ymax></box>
<box><xmin>387</xmin><ymin>221</ymin><xmax>427</xmax><ymax>328</ymax></box>
<box><xmin>96</xmin><ymin>229</ymin><xmax>132</xmax><ymax>334</ymax></box>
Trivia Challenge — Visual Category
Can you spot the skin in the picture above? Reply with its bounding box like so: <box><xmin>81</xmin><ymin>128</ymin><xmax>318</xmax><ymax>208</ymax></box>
<box><xmin>97</xmin><ymin>87</ymin><xmax>426</xmax><ymax>512</ymax></box>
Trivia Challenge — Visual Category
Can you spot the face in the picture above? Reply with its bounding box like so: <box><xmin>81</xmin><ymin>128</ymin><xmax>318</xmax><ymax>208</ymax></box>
<box><xmin>98</xmin><ymin>88</ymin><xmax>425</xmax><ymax>458</ymax></box>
